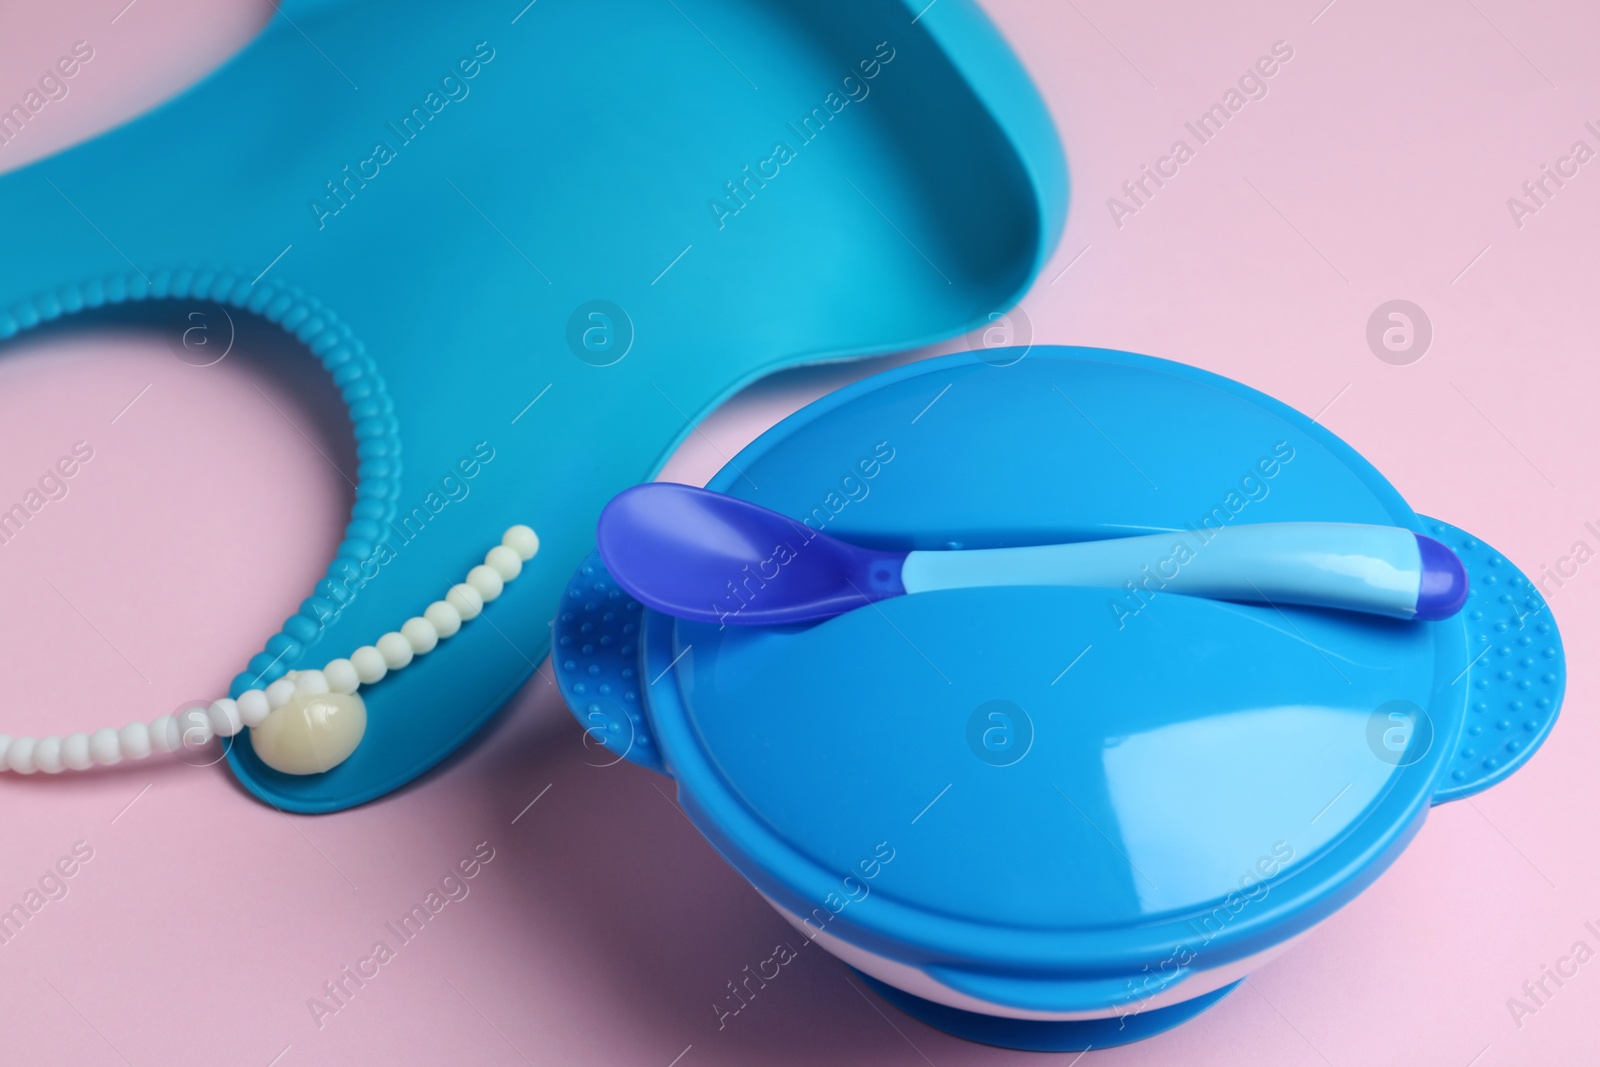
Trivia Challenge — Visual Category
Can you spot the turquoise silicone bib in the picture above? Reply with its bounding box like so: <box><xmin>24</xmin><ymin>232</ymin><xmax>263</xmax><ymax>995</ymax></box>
<box><xmin>0</xmin><ymin>0</ymin><xmax>1065</xmax><ymax>810</ymax></box>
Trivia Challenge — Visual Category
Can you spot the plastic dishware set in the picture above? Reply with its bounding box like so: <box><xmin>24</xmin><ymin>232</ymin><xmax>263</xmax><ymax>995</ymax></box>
<box><xmin>0</xmin><ymin>0</ymin><xmax>1565</xmax><ymax>1053</ymax></box>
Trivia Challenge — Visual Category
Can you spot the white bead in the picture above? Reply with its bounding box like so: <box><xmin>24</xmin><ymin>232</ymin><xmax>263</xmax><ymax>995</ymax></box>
<box><xmin>174</xmin><ymin>709</ymin><xmax>214</xmax><ymax>749</ymax></box>
<box><xmin>149</xmin><ymin>716</ymin><xmax>180</xmax><ymax>753</ymax></box>
<box><xmin>207</xmin><ymin>699</ymin><xmax>243</xmax><ymax>738</ymax></box>
<box><xmin>119</xmin><ymin>722</ymin><xmax>152</xmax><ymax>760</ymax></box>
<box><xmin>402</xmin><ymin>617</ymin><xmax>438</xmax><ymax>654</ymax></box>
<box><xmin>89</xmin><ymin>728</ymin><xmax>122</xmax><ymax>766</ymax></box>
<box><xmin>503</xmin><ymin>524</ymin><xmax>539</xmax><ymax>561</ymax></box>
<box><xmin>266</xmin><ymin>678</ymin><xmax>297</xmax><ymax>709</ymax></box>
<box><xmin>447</xmin><ymin>583</ymin><xmax>483</xmax><ymax>621</ymax></box>
<box><xmin>62</xmin><ymin>732</ymin><xmax>93</xmax><ymax>770</ymax></box>
<box><xmin>424</xmin><ymin>600</ymin><xmax>461</xmax><ymax>638</ymax></box>
<box><xmin>467</xmin><ymin>564</ymin><xmax>504</xmax><ymax>602</ymax></box>
<box><xmin>294</xmin><ymin>669</ymin><xmax>330</xmax><ymax>695</ymax></box>
<box><xmin>485</xmin><ymin>544</ymin><xmax>522</xmax><ymax>582</ymax></box>
<box><xmin>0</xmin><ymin>734</ymin><xmax>9</xmax><ymax>767</ymax></box>
<box><xmin>324</xmin><ymin>658</ymin><xmax>360</xmax><ymax>694</ymax></box>
<box><xmin>377</xmin><ymin>631</ymin><xmax>413</xmax><ymax>670</ymax></box>
<box><xmin>249</xmin><ymin>691</ymin><xmax>368</xmax><ymax>776</ymax></box>
<box><xmin>34</xmin><ymin>736</ymin><xmax>63</xmax><ymax>774</ymax></box>
<box><xmin>351</xmin><ymin>645</ymin><xmax>388</xmax><ymax>684</ymax></box>
<box><xmin>7</xmin><ymin>737</ymin><xmax>36</xmax><ymax>774</ymax></box>
<box><xmin>237</xmin><ymin>690</ymin><xmax>271</xmax><ymax>728</ymax></box>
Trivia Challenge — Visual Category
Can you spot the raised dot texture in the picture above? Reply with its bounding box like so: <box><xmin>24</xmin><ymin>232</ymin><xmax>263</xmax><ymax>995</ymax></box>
<box><xmin>550</xmin><ymin>551</ymin><xmax>660</xmax><ymax>773</ymax></box>
<box><xmin>1429</xmin><ymin>519</ymin><xmax>1565</xmax><ymax>803</ymax></box>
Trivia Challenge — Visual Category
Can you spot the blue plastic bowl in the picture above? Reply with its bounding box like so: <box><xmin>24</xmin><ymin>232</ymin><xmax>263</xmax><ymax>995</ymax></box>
<box><xmin>555</xmin><ymin>347</ymin><xmax>1565</xmax><ymax>1051</ymax></box>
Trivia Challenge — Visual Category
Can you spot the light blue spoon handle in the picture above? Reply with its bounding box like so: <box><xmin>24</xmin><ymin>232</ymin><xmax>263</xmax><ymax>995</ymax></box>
<box><xmin>900</xmin><ymin>522</ymin><xmax>1468</xmax><ymax>620</ymax></box>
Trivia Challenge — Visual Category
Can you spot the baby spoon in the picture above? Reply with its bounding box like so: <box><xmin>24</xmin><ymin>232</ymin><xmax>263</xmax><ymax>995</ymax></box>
<box><xmin>597</xmin><ymin>483</ymin><xmax>1469</xmax><ymax>625</ymax></box>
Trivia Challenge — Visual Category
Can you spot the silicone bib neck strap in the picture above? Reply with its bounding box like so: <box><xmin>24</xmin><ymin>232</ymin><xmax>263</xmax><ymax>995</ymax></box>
<box><xmin>0</xmin><ymin>526</ymin><xmax>539</xmax><ymax>777</ymax></box>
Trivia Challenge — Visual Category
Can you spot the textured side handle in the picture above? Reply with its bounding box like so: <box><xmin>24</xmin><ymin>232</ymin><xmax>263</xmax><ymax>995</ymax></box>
<box><xmin>552</xmin><ymin>552</ymin><xmax>666</xmax><ymax>775</ymax></box>
<box><xmin>1424</xmin><ymin>518</ymin><xmax>1565</xmax><ymax>805</ymax></box>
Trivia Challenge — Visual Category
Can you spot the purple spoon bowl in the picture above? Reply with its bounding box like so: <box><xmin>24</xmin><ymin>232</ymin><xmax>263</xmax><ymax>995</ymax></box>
<box><xmin>596</xmin><ymin>483</ymin><xmax>906</xmax><ymax>626</ymax></box>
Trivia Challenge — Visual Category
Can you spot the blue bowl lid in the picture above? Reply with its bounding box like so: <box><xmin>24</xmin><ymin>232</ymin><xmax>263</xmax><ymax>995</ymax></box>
<box><xmin>572</xmin><ymin>347</ymin><xmax>1563</xmax><ymax>989</ymax></box>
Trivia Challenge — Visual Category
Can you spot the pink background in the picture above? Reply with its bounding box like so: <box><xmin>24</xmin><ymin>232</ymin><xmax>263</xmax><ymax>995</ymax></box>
<box><xmin>1</xmin><ymin>1</ymin><xmax>1596</xmax><ymax>1064</ymax></box>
